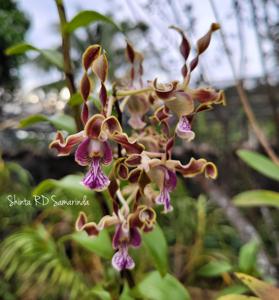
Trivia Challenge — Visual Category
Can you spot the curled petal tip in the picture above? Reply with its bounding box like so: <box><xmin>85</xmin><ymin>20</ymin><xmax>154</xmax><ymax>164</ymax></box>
<box><xmin>205</xmin><ymin>162</ymin><xmax>218</xmax><ymax>179</ymax></box>
<box><xmin>75</xmin><ymin>211</ymin><xmax>87</xmax><ymax>231</ymax></box>
<box><xmin>82</xmin><ymin>222</ymin><xmax>99</xmax><ymax>236</ymax></box>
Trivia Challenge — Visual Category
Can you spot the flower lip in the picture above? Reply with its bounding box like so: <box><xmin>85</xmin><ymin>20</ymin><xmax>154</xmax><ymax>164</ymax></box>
<box><xmin>175</xmin><ymin>115</ymin><xmax>195</xmax><ymax>141</ymax></box>
<box><xmin>82</xmin><ymin>157</ymin><xmax>110</xmax><ymax>191</ymax></box>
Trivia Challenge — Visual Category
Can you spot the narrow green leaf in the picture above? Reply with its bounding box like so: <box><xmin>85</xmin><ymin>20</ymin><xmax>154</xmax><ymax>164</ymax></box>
<box><xmin>136</xmin><ymin>271</ymin><xmax>190</xmax><ymax>300</ymax></box>
<box><xmin>71</xmin><ymin>230</ymin><xmax>113</xmax><ymax>259</ymax></box>
<box><xmin>20</xmin><ymin>113</ymin><xmax>76</xmax><ymax>133</ymax></box>
<box><xmin>142</xmin><ymin>225</ymin><xmax>168</xmax><ymax>276</ymax></box>
<box><xmin>5</xmin><ymin>43</ymin><xmax>63</xmax><ymax>69</ymax></box>
<box><xmin>237</xmin><ymin>150</ymin><xmax>279</xmax><ymax>182</ymax></box>
<box><xmin>197</xmin><ymin>260</ymin><xmax>232</xmax><ymax>277</ymax></box>
<box><xmin>233</xmin><ymin>190</ymin><xmax>279</xmax><ymax>208</ymax></box>
<box><xmin>238</xmin><ymin>240</ymin><xmax>259</xmax><ymax>273</ymax></box>
<box><xmin>5</xmin><ymin>42</ymin><xmax>36</xmax><ymax>55</ymax></box>
<box><xmin>64</xmin><ymin>10</ymin><xmax>122</xmax><ymax>33</ymax></box>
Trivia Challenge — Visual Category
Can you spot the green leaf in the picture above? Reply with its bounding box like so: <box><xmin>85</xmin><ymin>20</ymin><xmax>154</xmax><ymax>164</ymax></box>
<box><xmin>5</xmin><ymin>42</ymin><xmax>36</xmax><ymax>55</ymax></box>
<box><xmin>233</xmin><ymin>190</ymin><xmax>279</xmax><ymax>208</ymax></box>
<box><xmin>68</xmin><ymin>93</ymin><xmax>83</xmax><ymax>107</ymax></box>
<box><xmin>33</xmin><ymin>175</ymin><xmax>93</xmax><ymax>198</ymax></box>
<box><xmin>71</xmin><ymin>230</ymin><xmax>113</xmax><ymax>259</ymax></box>
<box><xmin>238</xmin><ymin>239</ymin><xmax>259</xmax><ymax>273</ymax></box>
<box><xmin>136</xmin><ymin>271</ymin><xmax>190</xmax><ymax>300</ymax></box>
<box><xmin>20</xmin><ymin>114</ymin><xmax>76</xmax><ymax>134</ymax></box>
<box><xmin>119</xmin><ymin>283</ymin><xmax>134</xmax><ymax>300</ymax></box>
<box><xmin>5</xmin><ymin>43</ymin><xmax>63</xmax><ymax>69</ymax></box>
<box><xmin>64</xmin><ymin>10</ymin><xmax>122</xmax><ymax>33</ymax></box>
<box><xmin>218</xmin><ymin>284</ymin><xmax>249</xmax><ymax>297</ymax></box>
<box><xmin>142</xmin><ymin>225</ymin><xmax>168</xmax><ymax>276</ymax></box>
<box><xmin>197</xmin><ymin>260</ymin><xmax>232</xmax><ymax>277</ymax></box>
<box><xmin>237</xmin><ymin>150</ymin><xmax>279</xmax><ymax>182</ymax></box>
<box><xmin>87</xmin><ymin>285</ymin><xmax>112</xmax><ymax>300</ymax></box>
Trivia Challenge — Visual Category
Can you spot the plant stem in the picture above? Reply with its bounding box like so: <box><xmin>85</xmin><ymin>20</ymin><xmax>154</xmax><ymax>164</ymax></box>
<box><xmin>209</xmin><ymin>0</ymin><xmax>279</xmax><ymax>166</ymax></box>
<box><xmin>116</xmin><ymin>87</ymin><xmax>152</xmax><ymax>98</ymax></box>
<box><xmin>55</xmin><ymin>0</ymin><xmax>82</xmax><ymax>131</ymax></box>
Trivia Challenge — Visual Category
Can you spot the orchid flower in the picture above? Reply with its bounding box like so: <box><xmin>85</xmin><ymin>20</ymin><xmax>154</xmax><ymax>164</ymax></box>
<box><xmin>125</xmin><ymin>148</ymin><xmax>217</xmax><ymax>213</ymax></box>
<box><xmin>50</xmin><ymin>114</ymin><xmax>144</xmax><ymax>191</ymax></box>
<box><xmin>75</xmin><ymin>204</ymin><xmax>156</xmax><ymax>271</ymax></box>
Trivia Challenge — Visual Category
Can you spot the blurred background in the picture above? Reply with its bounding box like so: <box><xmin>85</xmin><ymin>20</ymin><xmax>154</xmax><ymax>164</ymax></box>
<box><xmin>0</xmin><ymin>0</ymin><xmax>278</xmax><ymax>299</ymax></box>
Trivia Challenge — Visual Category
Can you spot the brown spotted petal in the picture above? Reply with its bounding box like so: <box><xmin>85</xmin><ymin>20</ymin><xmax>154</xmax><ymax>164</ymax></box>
<box><xmin>127</xmin><ymin>168</ymin><xmax>142</xmax><ymax>183</ymax></box>
<box><xmin>49</xmin><ymin>131</ymin><xmax>84</xmax><ymax>156</ymax></box>
<box><xmin>110</xmin><ymin>132</ymin><xmax>144</xmax><ymax>154</ymax></box>
<box><xmin>82</xmin><ymin>44</ymin><xmax>101</xmax><ymax>71</ymax></box>
<box><xmin>191</xmin><ymin>88</ymin><xmax>225</xmax><ymax>105</ymax></box>
<box><xmin>76</xmin><ymin>213</ymin><xmax>119</xmax><ymax>237</ymax></box>
<box><xmin>80</xmin><ymin>73</ymin><xmax>92</xmax><ymax>101</ymax></box>
<box><xmin>114</xmin><ymin>158</ymin><xmax>129</xmax><ymax>180</ymax></box>
<box><xmin>165</xmin><ymin>91</ymin><xmax>194</xmax><ymax>117</ymax></box>
<box><xmin>170</xmin><ymin>25</ymin><xmax>191</xmax><ymax>61</ymax></box>
<box><xmin>85</xmin><ymin>114</ymin><xmax>105</xmax><ymax>139</ymax></box>
<box><xmin>125</xmin><ymin>41</ymin><xmax>135</xmax><ymax>64</ymax></box>
<box><xmin>190</xmin><ymin>23</ymin><xmax>220</xmax><ymax>72</ymax></box>
<box><xmin>92</xmin><ymin>53</ymin><xmax>108</xmax><ymax>83</ymax></box>
<box><xmin>152</xmin><ymin>106</ymin><xmax>170</xmax><ymax>124</ymax></box>
<box><xmin>129</xmin><ymin>205</ymin><xmax>156</xmax><ymax>232</ymax></box>
<box><xmin>75</xmin><ymin>211</ymin><xmax>87</xmax><ymax>231</ymax></box>
<box><xmin>101</xmin><ymin>116</ymin><xmax>122</xmax><ymax>138</ymax></box>
<box><xmin>167</xmin><ymin>158</ymin><xmax>218</xmax><ymax>179</ymax></box>
<box><xmin>153</xmin><ymin>78</ymin><xmax>178</xmax><ymax>99</ymax></box>
<box><xmin>125</xmin><ymin>154</ymin><xmax>142</xmax><ymax>167</ymax></box>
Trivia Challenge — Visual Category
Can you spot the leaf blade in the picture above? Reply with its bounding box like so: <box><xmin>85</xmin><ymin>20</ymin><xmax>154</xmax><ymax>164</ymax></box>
<box><xmin>136</xmin><ymin>271</ymin><xmax>190</xmax><ymax>300</ymax></box>
<box><xmin>142</xmin><ymin>225</ymin><xmax>168</xmax><ymax>276</ymax></box>
<box><xmin>237</xmin><ymin>150</ymin><xmax>279</xmax><ymax>181</ymax></box>
<box><xmin>64</xmin><ymin>10</ymin><xmax>122</xmax><ymax>33</ymax></box>
<box><xmin>233</xmin><ymin>190</ymin><xmax>279</xmax><ymax>208</ymax></box>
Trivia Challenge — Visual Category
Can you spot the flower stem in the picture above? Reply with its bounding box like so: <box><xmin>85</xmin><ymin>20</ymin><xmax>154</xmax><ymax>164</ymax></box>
<box><xmin>116</xmin><ymin>87</ymin><xmax>152</xmax><ymax>98</ymax></box>
<box><xmin>55</xmin><ymin>0</ymin><xmax>82</xmax><ymax>131</ymax></box>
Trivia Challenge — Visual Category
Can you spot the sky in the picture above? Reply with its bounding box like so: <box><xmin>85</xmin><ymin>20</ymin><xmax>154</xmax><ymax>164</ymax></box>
<box><xmin>16</xmin><ymin>0</ymin><xmax>271</xmax><ymax>92</ymax></box>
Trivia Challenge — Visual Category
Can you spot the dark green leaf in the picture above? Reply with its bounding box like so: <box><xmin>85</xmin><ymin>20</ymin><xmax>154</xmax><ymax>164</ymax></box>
<box><xmin>197</xmin><ymin>260</ymin><xmax>232</xmax><ymax>277</ymax></box>
<box><xmin>64</xmin><ymin>10</ymin><xmax>122</xmax><ymax>33</ymax></box>
<box><xmin>71</xmin><ymin>230</ymin><xmax>113</xmax><ymax>259</ymax></box>
<box><xmin>237</xmin><ymin>150</ymin><xmax>279</xmax><ymax>182</ymax></box>
<box><xmin>142</xmin><ymin>225</ymin><xmax>168</xmax><ymax>276</ymax></box>
<box><xmin>233</xmin><ymin>190</ymin><xmax>279</xmax><ymax>208</ymax></box>
<box><xmin>136</xmin><ymin>271</ymin><xmax>190</xmax><ymax>300</ymax></box>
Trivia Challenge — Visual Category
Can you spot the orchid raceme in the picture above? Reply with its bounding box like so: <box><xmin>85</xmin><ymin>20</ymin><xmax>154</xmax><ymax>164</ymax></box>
<box><xmin>49</xmin><ymin>23</ymin><xmax>224</xmax><ymax>271</ymax></box>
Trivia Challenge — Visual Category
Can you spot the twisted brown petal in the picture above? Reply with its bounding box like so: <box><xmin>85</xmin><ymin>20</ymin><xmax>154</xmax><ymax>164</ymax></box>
<box><xmin>49</xmin><ymin>131</ymin><xmax>84</xmax><ymax>156</ymax></box>
<box><xmin>82</xmin><ymin>45</ymin><xmax>101</xmax><ymax>71</ymax></box>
